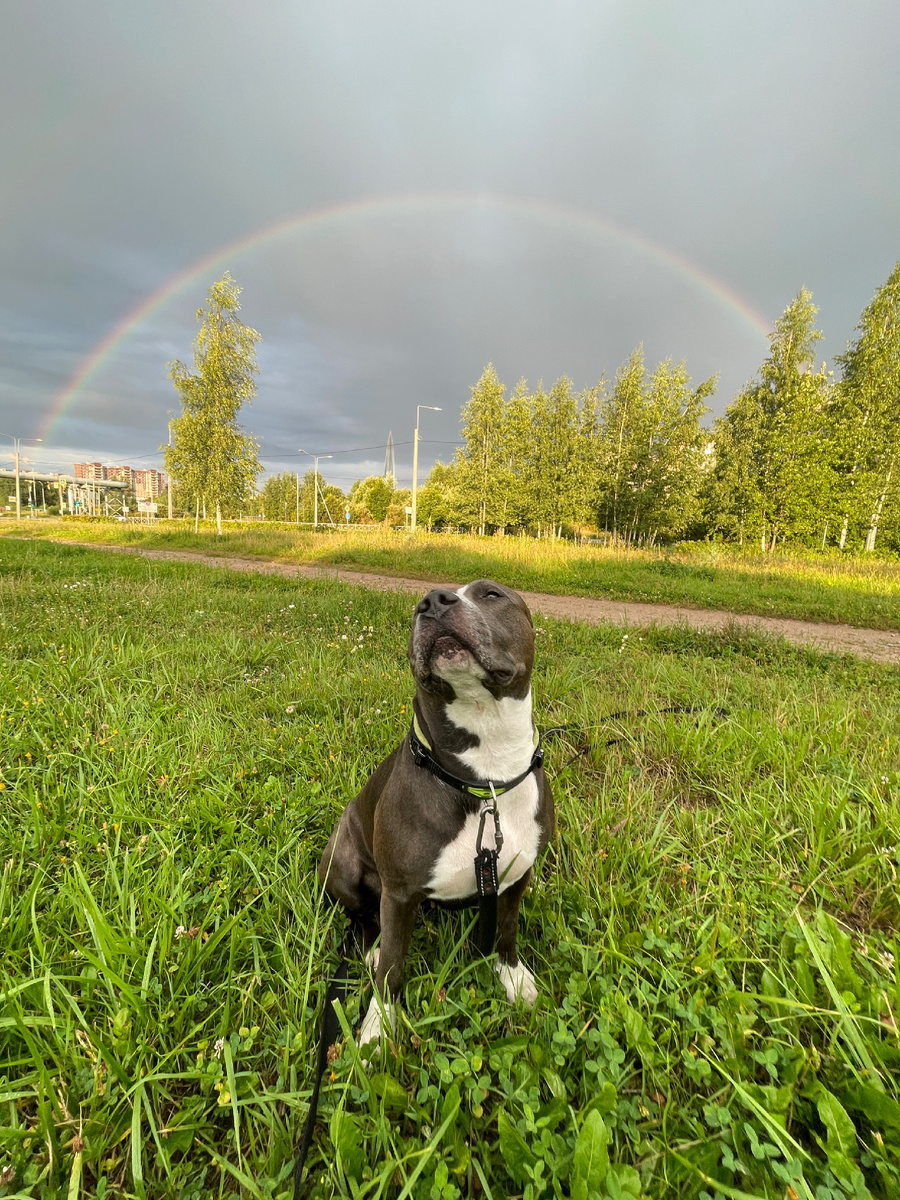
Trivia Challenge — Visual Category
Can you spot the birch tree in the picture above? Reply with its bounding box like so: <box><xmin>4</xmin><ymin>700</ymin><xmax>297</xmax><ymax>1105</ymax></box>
<box><xmin>833</xmin><ymin>261</ymin><xmax>900</xmax><ymax>552</ymax></box>
<box><xmin>712</xmin><ymin>290</ymin><xmax>833</xmax><ymax>549</ymax></box>
<box><xmin>165</xmin><ymin>273</ymin><xmax>261</xmax><ymax>535</ymax></box>
<box><xmin>455</xmin><ymin>364</ymin><xmax>507</xmax><ymax>534</ymax></box>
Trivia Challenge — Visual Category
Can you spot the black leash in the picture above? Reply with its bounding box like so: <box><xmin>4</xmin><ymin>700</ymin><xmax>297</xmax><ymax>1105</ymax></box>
<box><xmin>545</xmin><ymin>704</ymin><xmax>731</xmax><ymax>773</ymax></box>
<box><xmin>473</xmin><ymin>787</ymin><xmax>504</xmax><ymax>955</ymax></box>
<box><xmin>293</xmin><ymin>931</ymin><xmax>354</xmax><ymax>1200</ymax></box>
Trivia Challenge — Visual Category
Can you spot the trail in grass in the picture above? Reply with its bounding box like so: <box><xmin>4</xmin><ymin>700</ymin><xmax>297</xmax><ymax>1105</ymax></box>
<box><xmin>54</xmin><ymin>539</ymin><xmax>900</xmax><ymax>665</ymax></box>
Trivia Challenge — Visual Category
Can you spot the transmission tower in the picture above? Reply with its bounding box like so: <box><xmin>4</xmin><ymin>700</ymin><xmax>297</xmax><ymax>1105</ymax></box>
<box><xmin>383</xmin><ymin>431</ymin><xmax>396</xmax><ymax>483</ymax></box>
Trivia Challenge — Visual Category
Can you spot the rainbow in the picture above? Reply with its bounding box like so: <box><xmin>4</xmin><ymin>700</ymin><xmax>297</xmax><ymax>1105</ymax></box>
<box><xmin>42</xmin><ymin>191</ymin><xmax>772</xmax><ymax>440</ymax></box>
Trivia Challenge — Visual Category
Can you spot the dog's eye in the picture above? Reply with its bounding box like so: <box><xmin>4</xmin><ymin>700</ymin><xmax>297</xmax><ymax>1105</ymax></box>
<box><xmin>484</xmin><ymin>589</ymin><xmax>502</xmax><ymax>599</ymax></box>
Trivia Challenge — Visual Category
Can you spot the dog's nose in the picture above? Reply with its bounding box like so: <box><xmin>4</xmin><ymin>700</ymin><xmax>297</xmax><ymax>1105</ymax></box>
<box><xmin>416</xmin><ymin>588</ymin><xmax>460</xmax><ymax>617</ymax></box>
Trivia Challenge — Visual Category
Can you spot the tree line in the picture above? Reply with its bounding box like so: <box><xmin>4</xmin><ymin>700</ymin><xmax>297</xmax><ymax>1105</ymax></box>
<box><xmin>420</xmin><ymin>265</ymin><xmax>899</xmax><ymax>552</ymax></box>
<box><xmin>164</xmin><ymin>265</ymin><xmax>899</xmax><ymax>552</ymax></box>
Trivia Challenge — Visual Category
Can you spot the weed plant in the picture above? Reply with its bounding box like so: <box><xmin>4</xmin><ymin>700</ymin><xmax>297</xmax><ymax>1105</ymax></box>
<box><xmin>5</xmin><ymin>520</ymin><xmax>900</xmax><ymax>631</ymax></box>
<box><xmin>0</xmin><ymin>538</ymin><xmax>898</xmax><ymax>1199</ymax></box>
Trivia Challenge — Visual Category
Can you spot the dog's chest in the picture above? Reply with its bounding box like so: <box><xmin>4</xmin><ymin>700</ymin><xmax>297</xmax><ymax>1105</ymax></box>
<box><xmin>425</xmin><ymin>776</ymin><xmax>541</xmax><ymax>901</ymax></box>
<box><xmin>424</xmin><ymin>689</ymin><xmax>541</xmax><ymax>902</ymax></box>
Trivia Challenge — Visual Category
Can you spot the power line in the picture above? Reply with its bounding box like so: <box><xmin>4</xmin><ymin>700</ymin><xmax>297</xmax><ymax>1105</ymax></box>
<box><xmin>259</xmin><ymin>441</ymin><xmax>413</xmax><ymax>460</ymax></box>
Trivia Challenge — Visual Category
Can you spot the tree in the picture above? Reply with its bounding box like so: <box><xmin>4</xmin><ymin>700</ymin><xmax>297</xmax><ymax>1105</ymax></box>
<box><xmin>416</xmin><ymin>461</ymin><xmax>457</xmax><ymax>529</ymax></box>
<box><xmin>455</xmin><ymin>364</ymin><xmax>507</xmax><ymax>534</ymax></box>
<box><xmin>626</xmin><ymin>359</ymin><xmax>715</xmax><ymax>543</ymax></box>
<box><xmin>349</xmin><ymin>475</ymin><xmax>396</xmax><ymax>523</ymax></box>
<box><xmin>260</xmin><ymin>471</ymin><xmax>303</xmax><ymax>523</ymax></box>
<box><xmin>165</xmin><ymin>273</ymin><xmax>261</xmax><ymax>535</ymax></box>
<box><xmin>529</xmin><ymin>376</ymin><xmax>582</xmax><ymax>537</ymax></box>
<box><xmin>712</xmin><ymin>290</ymin><xmax>834</xmax><ymax>550</ymax></box>
<box><xmin>496</xmin><ymin>379</ymin><xmax>536</xmax><ymax>532</ymax></box>
<box><xmin>833</xmin><ymin>261</ymin><xmax>900</xmax><ymax>552</ymax></box>
<box><xmin>594</xmin><ymin>348</ymin><xmax>648</xmax><ymax>542</ymax></box>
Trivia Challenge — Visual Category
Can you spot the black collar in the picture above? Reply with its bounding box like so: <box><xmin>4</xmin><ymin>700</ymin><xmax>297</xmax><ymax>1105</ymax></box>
<box><xmin>408</xmin><ymin>713</ymin><xmax>543</xmax><ymax>799</ymax></box>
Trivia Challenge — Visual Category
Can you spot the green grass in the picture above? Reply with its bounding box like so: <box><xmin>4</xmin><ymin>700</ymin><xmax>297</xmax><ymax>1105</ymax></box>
<box><xmin>5</xmin><ymin>518</ymin><xmax>900</xmax><ymax>631</ymax></box>
<box><xmin>1</xmin><ymin>537</ymin><xmax>898</xmax><ymax>1199</ymax></box>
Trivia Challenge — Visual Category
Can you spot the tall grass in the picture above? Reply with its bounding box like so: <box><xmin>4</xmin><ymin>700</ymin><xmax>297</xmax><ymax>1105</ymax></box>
<box><xmin>0</xmin><ymin>538</ymin><xmax>898</xmax><ymax>1198</ymax></box>
<box><xmin>5</xmin><ymin>519</ymin><xmax>900</xmax><ymax>630</ymax></box>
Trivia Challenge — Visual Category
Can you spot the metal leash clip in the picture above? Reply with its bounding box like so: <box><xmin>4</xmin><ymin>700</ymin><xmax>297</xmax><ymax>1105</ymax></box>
<box><xmin>475</xmin><ymin>782</ymin><xmax>504</xmax><ymax>855</ymax></box>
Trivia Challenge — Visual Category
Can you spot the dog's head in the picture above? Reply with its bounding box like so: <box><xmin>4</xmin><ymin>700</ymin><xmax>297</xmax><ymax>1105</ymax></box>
<box><xmin>408</xmin><ymin>579</ymin><xmax>534</xmax><ymax>700</ymax></box>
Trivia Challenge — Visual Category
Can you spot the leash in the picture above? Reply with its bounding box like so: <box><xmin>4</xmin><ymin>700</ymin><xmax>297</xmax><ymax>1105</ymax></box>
<box><xmin>293</xmin><ymin>930</ymin><xmax>354</xmax><ymax>1200</ymax></box>
<box><xmin>544</xmin><ymin>704</ymin><xmax>731</xmax><ymax>774</ymax></box>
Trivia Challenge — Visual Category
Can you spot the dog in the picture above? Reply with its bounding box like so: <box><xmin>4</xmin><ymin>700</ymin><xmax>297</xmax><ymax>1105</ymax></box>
<box><xmin>318</xmin><ymin>579</ymin><xmax>554</xmax><ymax>1048</ymax></box>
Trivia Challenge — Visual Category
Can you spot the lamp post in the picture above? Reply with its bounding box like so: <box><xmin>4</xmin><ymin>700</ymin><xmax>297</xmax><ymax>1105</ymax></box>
<box><xmin>167</xmin><ymin>422</ymin><xmax>174</xmax><ymax>519</ymax></box>
<box><xmin>0</xmin><ymin>433</ymin><xmax>42</xmax><ymax>520</ymax></box>
<box><xmin>411</xmin><ymin>406</ymin><xmax>441</xmax><ymax>533</ymax></box>
<box><xmin>298</xmin><ymin>449</ymin><xmax>333</xmax><ymax>527</ymax></box>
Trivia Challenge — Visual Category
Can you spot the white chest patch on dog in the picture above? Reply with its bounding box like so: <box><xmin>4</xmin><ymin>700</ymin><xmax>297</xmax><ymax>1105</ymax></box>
<box><xmin>426</xmin><ymin>774</ymin><xmax>541</xmax><ymax>900</ymax></box>
<box><xmin>425</xmin><ymin>684</ymin><xmax>542</xmax><ymax>901</ymax></box>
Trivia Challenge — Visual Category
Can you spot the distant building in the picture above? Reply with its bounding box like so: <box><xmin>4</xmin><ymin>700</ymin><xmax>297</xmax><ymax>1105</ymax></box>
<box><xmin>74</xmin><ymin>462</ymin><xmax>106</xmax><ymax>481</ymax></box>
<box><xmin>72</xmin><ymin>461</ymin><xmax>165</xmax><ymax>498</ymax></box>
<box><xmin>106</xmin><ymin>465</ymin><xmax>134</xmax><ymax>486</ymax></box>
<box><xmin>132</xmin><ymin>469</ymin><xmax>166</xmax><ymax>498</ymax></box>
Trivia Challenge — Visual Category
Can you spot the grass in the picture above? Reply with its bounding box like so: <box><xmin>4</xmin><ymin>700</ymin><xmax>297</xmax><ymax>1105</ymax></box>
<box><xmin>4</xmin><ymin>518</ymin><xmax>900</xmax><ymax>632</ymax></box>
<box><xmin>0</xmin><ymin>537</ymin><xmax>898</xmax><ymax>1199</ymax></box>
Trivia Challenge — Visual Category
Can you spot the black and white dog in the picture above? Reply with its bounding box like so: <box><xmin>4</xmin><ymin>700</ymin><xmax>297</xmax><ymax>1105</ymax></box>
<box><xmin>318</xmin><ymin>579</ymin><xmax>554</xmax><ymax>1047</ymax></box>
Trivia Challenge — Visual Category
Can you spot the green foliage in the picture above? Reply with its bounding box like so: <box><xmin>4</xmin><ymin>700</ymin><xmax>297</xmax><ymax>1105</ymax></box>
<box><xmin>595</xmin><ymin>350</ymin><xmax>715</xmax><ymax>544</ymax></box>
<box><xmin>165</xmin><ymin>273</ymin><xmax>262</xmax><ymax>534</ymax></box>
<box><xmin>0</xmin><ymin>538</ymin><xmax>898</xmax><ymax>1198</ymax></box>
<box><xmin>430</xmin><ymin>354</ymin><xmax>712</xmax><ymax>543</ymax></box>
<box><xmin>259</xmin><ymin>471</ymin><xmax>303</xmax><ymax>522</ymax></box>
<box><xmin>833</xmin><ymin>261</ymin><xmax>900</xmax><ymax>552</ymax></box>
<box><xmin>711</xmin><ymin>288</ymin><xmax>836</xmax><ymax>549</ymax></box>
<box><xmin>349</xmin><ymin>475</ymin><xmax>408</xmax><ymax>524</ymax></box>
<box><xmin>454</xmin><ymin>363</ymin><xmax>508</xmax><ymax>533</ymax></box>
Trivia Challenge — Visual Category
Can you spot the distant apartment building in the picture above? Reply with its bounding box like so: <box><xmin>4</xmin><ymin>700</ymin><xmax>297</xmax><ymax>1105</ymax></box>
<box><xmin>106</xmin><ymin>465</ymin><xmax>134</xmax><ymax>486</ymax></box>
<box><xmin>74</xmin><ymin>461</ymin><xmax>106</xmax><ymax>481</ymax></box>
<box><xmin>72</xmin><ymin>462</ymin><xmax>165</xmax><ymax>497</ymax></box>
<box><xmin>132</xmin><ymin>469</ymin><xmax>166</xmax><ymax>498</ymax></box>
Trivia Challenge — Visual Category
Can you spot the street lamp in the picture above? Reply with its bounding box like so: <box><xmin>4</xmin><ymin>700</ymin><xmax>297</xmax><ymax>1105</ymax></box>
<box><xmin>411</xmin><ymin>406</ymin><xmax>441</xmax><ymax>533</ymax></box>
<box><xmin>298</xmin><ymin>449</ymin><xmax>333</xmax><ymax>527</ymax></box>
<box><xmin>167</xmin><ymin>421</ymin><xmax>174</xmax><ymax>520</ymax></box>
<box><xmin>0</xmin><ymin>433</ymin><xmax>42</xmax><ymax>520</ymax></box>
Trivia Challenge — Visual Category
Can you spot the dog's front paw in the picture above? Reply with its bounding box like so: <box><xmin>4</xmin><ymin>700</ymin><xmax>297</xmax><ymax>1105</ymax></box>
<box><xmin>495</xmin><ymin>960</ymin><xmax>538</xmax><ymax>1006</ymax></box>
<box><xmin>357</xmin><ymin>995</ymin><xmax>396</xmax><ymax>1063</ymax></box>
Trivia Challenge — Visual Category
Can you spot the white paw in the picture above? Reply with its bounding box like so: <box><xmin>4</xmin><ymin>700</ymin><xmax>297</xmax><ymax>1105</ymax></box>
<box><xmin>365</xmin><ymin>946</ymin><xmax>380</xmax><ymax>971</ymax></box>
<box><xmin>495</xmin><ymin>960</ymin><xmax>538</xmax><ymax>1006</ymax></box>
<box><xmin>357</xmin><ymin>995</ymin><xmax>396</xmax><ymax>1062</ymax></box>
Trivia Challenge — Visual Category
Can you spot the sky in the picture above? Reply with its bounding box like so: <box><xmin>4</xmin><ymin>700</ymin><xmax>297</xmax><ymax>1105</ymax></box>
<box><xmin>2</xmin><ymin>0</ymin><xmax>899</xmax><ymax>492</ymax></box>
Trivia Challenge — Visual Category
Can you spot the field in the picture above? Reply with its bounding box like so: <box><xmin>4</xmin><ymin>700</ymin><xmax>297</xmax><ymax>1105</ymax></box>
<box><xmin>4</xmin><ymin>519</ymin><xmax>900</xmax><ymax>631</ymax></box>
<box><xmin>1</xmin><ymin>536</ymin><xmax>899</xmax><ymax>1199</ymax></box>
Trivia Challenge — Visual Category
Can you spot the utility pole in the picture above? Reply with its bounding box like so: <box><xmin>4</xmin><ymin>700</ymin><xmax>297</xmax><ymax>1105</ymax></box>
<box><xmin>411</xmin><ymin>406</ymin><xmax>441</xmax><ymax>533</ymax></box>
<box><xmin>0</xmin><ymin>433</ymin><xmax>42</xmax><ymax>519</ymax></box>
<box><xmin>298</xmin><ymin>449</ymin><xmax>332</xmax><ymax>528</ymax></box>
<box><xmin>167</xmin><ymin>422</ymin><xmax>174</xmax><ymax>519</ymax></box>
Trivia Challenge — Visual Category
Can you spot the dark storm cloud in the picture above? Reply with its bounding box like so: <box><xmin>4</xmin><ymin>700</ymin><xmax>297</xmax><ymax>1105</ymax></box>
<box><xmin>1</xmin><ymin>0</ymin><xmax>898</xmax><ymax>486</ymax></box>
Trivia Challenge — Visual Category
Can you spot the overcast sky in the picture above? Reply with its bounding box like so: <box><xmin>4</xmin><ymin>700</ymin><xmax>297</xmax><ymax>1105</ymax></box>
<box><xmin>2</xmin><ymin>0</ymin><xmax>898</xmax><ymax>490</ymax></box>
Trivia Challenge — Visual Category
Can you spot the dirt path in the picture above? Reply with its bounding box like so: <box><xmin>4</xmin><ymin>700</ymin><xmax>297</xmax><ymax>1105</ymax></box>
<box><xmin>45</xmin><ymin>540</ymin><xmax>900</xmax><ymax>666</ymax></box>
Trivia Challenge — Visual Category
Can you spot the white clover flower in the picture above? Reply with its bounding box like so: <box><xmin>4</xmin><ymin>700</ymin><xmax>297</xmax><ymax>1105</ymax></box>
<box><xmin>213</xmin><ymin>1037</ymin><xmax>225</xmax><ymax>1059</ymax></box>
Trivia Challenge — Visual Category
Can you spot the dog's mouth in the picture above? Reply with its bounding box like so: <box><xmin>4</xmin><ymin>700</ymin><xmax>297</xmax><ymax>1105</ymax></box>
<box><xmin>429</xmin><ymin>633</ymin><xmax>518</xmax><ymax>685</ymax></box>
<box><xmin>431</xmin><ymin>634</ymin><xmax>474</xmax><ymax>668</ymax></box>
